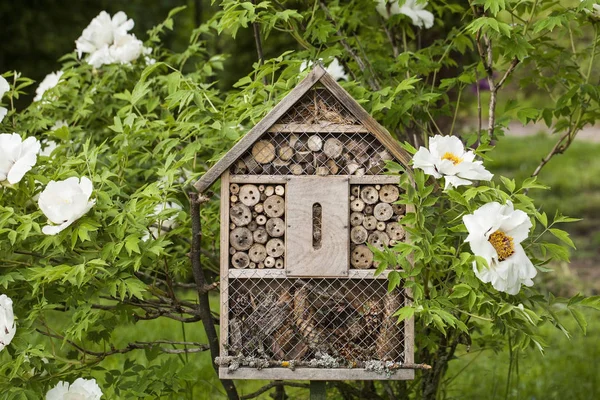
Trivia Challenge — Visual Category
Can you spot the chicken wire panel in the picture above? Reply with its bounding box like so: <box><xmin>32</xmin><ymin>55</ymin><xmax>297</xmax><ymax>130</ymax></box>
<box><xmin>226</xmin><ymin>276</ymin><xmax>406</xmax><ymax>366</ymax></box>
<box><xmin>278</xmin><ymin>87</ymin><xmax>359</xmax><ymax>125</ymax></box>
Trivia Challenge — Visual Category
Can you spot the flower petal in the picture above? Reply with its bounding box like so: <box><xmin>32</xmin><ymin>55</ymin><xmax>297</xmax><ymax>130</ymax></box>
<box><xmin>412</xmin><ymin>147</ymin><xmax>442</xmax><ymax>178</ymax></box>
<box><xmin>443</xmin><ymin>175</ymin><xmax>471</xmax><ymax>189</ymax></box>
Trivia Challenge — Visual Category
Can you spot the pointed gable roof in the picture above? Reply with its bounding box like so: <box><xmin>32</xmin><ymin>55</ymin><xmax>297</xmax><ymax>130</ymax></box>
<box><xmin>194</xmin><ymin>65</ymin><xmax>411</xmax><ymax>193</ymax></box>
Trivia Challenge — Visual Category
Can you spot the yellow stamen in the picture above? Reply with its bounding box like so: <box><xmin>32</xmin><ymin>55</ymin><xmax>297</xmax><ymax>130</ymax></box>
<box><xmin>488</xmin><ymin>231</ymin><xmax>515</xmax><ymax>261</ymax></box>
<box><xmin>441</xmin><ymin>152</ymin><xmax>463</xmax><ymax>165</ymax></box>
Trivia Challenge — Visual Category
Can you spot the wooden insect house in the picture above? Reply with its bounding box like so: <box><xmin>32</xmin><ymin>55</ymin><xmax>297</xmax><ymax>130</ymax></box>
<box><xmin>194</xmin><ymin>65</ymin><xmax>415</xmax><ymax>381</ymax></box>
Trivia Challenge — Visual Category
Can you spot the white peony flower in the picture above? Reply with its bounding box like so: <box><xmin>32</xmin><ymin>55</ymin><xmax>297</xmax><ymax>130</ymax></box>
<box><xmin>109</xmin><ymin>33</ymin><xmax>147</xmax><ymax>65</ymax></box>
<box><xmin>412</xmin><ymin>135</ymin><xmax>493</xmax><ymax>190</ymax></box>
<box><xmin>463</xmin><ymin>201</ymin><xmax>537</xmax><ymax>295</ymax></box>
<box><xmin>376</xmin><ymin>0</ymin><xmax>435</xmax><ymax>29</ymax></box>
<box><xmin>75</xmin><ymin>11</ymin><xmax>134</xmax><ymax>58</ymax></box>
<box><xmin>0</xmin><ymin>294</ymin><xmax>16</xmax><ymax>352</ymax></box>
<box><xmin>300</xmin><ymin>58</ymin><xmax>349</xmax><ymax>81</ymax></box>
<box><xmin>142</xmin><ymin>202</ymin><xmax>183</xmax><ymax>241</ymax></box>
<box><xmin>0</xmin><ymin>133</ymin><xmax>41</xmax><ymax>185</ymax></box>
<box><xmin>0</xmin><ymin>75</ymin><xmax>9</xmax><ymax>123</ymax></box>
<box><xmin>46</xmin><ymin>378</ymin><xmax>103</xmax><ymax>400</ymax></box>
<box><xmin>38</xmin><ymin>177</ymin><xmax>96</xmax><ymax>235</ymax></box>
<box><xmin>34</xmin><ymin>71</ymin><xmax>63</xmax><ymax>102</ymax></box>
<box><xmin>39</xmin><ymin>140</ymin><xmax>58</xmax><ymax>157</ymax></box>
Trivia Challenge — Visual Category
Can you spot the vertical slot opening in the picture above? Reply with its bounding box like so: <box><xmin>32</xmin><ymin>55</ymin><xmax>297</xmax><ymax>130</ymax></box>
<box><xmin>312</xmin><ymin>202</ymin><xmax>322</xmax><ymax>249</ymax></box>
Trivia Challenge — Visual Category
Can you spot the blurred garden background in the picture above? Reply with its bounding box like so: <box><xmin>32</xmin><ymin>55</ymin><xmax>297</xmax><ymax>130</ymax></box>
<box><xmin>1</xmin><ymin>0</ymin><xmax>599</xmax><ymax>399</ymax></box>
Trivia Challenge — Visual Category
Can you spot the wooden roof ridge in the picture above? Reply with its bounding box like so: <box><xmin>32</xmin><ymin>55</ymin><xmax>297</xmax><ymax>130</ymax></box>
<box><xmin>194</xmin><ymin>65</ymin><xmax>412</xmax><ymax>193</ymax></box>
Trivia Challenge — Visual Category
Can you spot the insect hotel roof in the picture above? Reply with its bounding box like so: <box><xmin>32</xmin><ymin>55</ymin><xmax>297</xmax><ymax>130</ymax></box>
<box><xmin>195</xmin><ymin>65</ymin><xmax>416</xmax><ymax>381</ymax></box>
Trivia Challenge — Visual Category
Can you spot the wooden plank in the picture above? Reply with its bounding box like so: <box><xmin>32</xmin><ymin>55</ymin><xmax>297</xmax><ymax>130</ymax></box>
<box><xmin>220</xmin><ymin>172</ymin><xmax>230</xmax><ymax>357</ymax></box>
<box><xmin>286</xmin><ymin>176</ymin><xmax>349</xmax><ymax>277</ymax></box>
<box><xmin>229</xmin><ymin>175</ymin><xmax>291</xmax><ymax>184</ymax></box>
<box><xmin>403</xmin><ymin>202</ymin><xmax>415</xmax><ymax>365</ymax></box>
<box><xmin>228</xmin><ymin>269</ymin><xmax>398</xmax><ymax>279</ymax></box>
<box><xmin>318</xmin><ymin>73</ymin><xmax>413</xmax><ymax>169</ymax></box>
<box><xmin>268</xmin><ymin>123</ymin><xmax>369</xmax><ymax>133</ymax></box>
<box><xmin>194</xmin><ymin>66</ymin><xmax>328</xmax><ymax>193</ymax></box>
<box><xmin>349</xmin><ymin>175</ymin><xmax>400</xmax><ymax>185</ymax></box>
<box><xmin>219</xmin><ymin>367</ymin><xmax>415</xmax><ymax>381</ymax></box>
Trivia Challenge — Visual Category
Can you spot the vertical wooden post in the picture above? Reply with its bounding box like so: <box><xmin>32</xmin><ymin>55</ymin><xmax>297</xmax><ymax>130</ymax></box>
<box><xmin>310</xmin><ymin>381</ymin><xmax>327</xmax><ymax>400</ymax></box>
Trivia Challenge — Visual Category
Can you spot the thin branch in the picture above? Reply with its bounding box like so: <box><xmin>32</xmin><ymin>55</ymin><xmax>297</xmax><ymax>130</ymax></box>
<box><xmin>190</xmin><ymin>192</ymin><xmax>239</xmax><ymax>400</ymax></box>
<box><xmin>240</xmin><ymin>381</ymin><xmax>309</xmax><ymax>400</ymax></box>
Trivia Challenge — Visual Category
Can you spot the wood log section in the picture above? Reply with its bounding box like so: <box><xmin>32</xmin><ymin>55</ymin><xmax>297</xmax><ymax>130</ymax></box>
<box><xmin>253</xmin><ymin>227</ymin><xmax>268</xmax><ymax>244</ymax></box>
<box><xmin>239</xmin><ymin>184</ymin><xmax>260</xmax><ymax>207</ymax></box>
<box><xmin>275</xmin><ymin>258</ymin><xmax>284</xmax><ymax>269</ymax></box>
<box><xmin>289</xmin><ymin>134</ymin><xmax>300</xmax><ymax>150</ymax></box>
<box><xmin>295</xmin><ymin>151</ymin><xmax>313</xmax><ymax>163</ymax></box>
<box><xmin>260</xmin><ymin>193</ymin><xmax>267</xmax><ymax>201</ymax></box>
<box><xmin>290</xmin><ymin>164</ymin><xmax>303</xmax><ymax>175</ymax></box>
<box><xmin>256</xmin><ymin>215</ymin><xmax>267</xmax><ymax>225</ymax></box>
<box><xmin>351</xmin><ymin>226</ymin><xmax>368</xmax><ymax>244</ymax></box>
<box><xmin>377</xmin><ymin>221</ymin><xmax>386</xmax><ymax>231</ymax></box>
<box><xmin>252</xmin><ymin>140</ymin><xmax>276</xmax><ymax>164</ymax></box>
<box><xmin>272</xmin><ymin>158</ymin><xmax>290</xmax><ymax>170</ymax></box>
<box><xmin>392</xmin><ymin>203</ymin><xmax>406</xmax><ymax>215</ymax></box>
<box><xmin>230</xmin><ymin>203</ymin><xmax>252</xmax><ymax>226</ymax></box>
<box><xmin>229</xmin><ymin>223</ymin><xmax>236</xmax><ymax>230</ymax></box>
<box><xmin>243</xmin><ymin>154</ymin><xmax>261</xmax><ymax>174</ymax></box>
<box><xmin>254</xmin><ymin>203</ymin><xmax>264</xmax><ymax>213</ymax></box>
<box><xmin>368</xmin><ymin>231</ymin><xmax>390</xmax><ymax>250</ymax></box>
<box><xmin>264</xmin><ymin>256</ymin><xmax>276</xmax><ymax>268</ymax></box>
<box><xmin>229</xmin><ymin>247</ymin><xmax>236</xmax><ymax>255</ymax></box>
<box><xmin>248</xmin><ymin>221</ymin><xmax>258</xmax><ymax>231</ymax></box>
<box><xmin>258</xmin><ymin>262</ymin><xmax>265</xmax><ymax>269</ymax></box>
<box><xmin>347</xmin><ymin>139</ymin><xmax>369</xmax><ymax>157</ymax></box>
<box><xmin>275</xmin><ymin>185</ymin><xmax>285</xmax><ymax>196</ymax></box>
<box><xmin>266</xmin><ymin>217</ymin><xmax>285</xmax><ymax>237</ymax></box>
<box><xmin>248</xmin><ymin>244</ymin><xmax>267</xmax><ymax>263</ymax></box>
<box><xmin>307</xmin><ymin>135</ymin><xmax>323</xmax><ymax>151</ymax></box>
<box><xmin>366</xmin><ymin>156</ymin><xmax>384</xmax><ymax>174</ymax></box>
<box><xmin>351</xmin><ymin>245</ymin><xmax>374</xmax><ymax>269</ymax></box>
<box><xmin>230</xmin><ymin>195</ymin><xmax>238</xmax><ymax>203</ymax></box>
<box><xmin>316</xmin><ymin>166</ymin><xmax>329</xmax><ymax>176</ymax></box>
<box><xmin>355</xmin><ymin>167</ymin><xmax>366</xmax><ymax>176</ymax></box>
<box><xmin>315</xmin><ymin>152</ymin><xmax>328</xmax><ymax>164</ymax></box>
<box><xmin>326</xmin><ymin>159</ymin><xmax>339</xmax><ymax>174</ymax></box>
<box><xmin>231</xmin><ymin>251</ymin><xmax>250</xmax><ymax>269</ymax></box>
<box><xmin>364</xmin><ymin>205</ymin><xmax>373</xmax><ymax>215</ymax></box>
<box><xmin>229</xmin><ymin>183</ymin><xmax>240</xmax><ymax>194</ymax></box>
<box><xmin>278</xmin><ymin>145</ymin><xmax>294</xmax><ymax>161</ymax></box>
<box><xmin>386</xmin><ymin>222</ymin><xmax>406</xmax><ymax>241</ymax></box>
<box><xmin>304</xmin><ymin>163</ymin><xmax>315</xmax><ymax>174</ymax></box>
<box><xmin>258</xmin><ymin>185</ymin><xmax>265</xmax><ymax>192</ymax></box>
<box><xmin>233</xmin><ymin>160</ymin><xmax>247</xmax><ymax>174</ymax></box>
<box><xmin>266</xmin><ymin>238</ymin><xmax>285</xmax><ymax>257</ymax></box>
<box><xmin>350</xmin><ymin>212</ymin><xmax>364</xmax><ymax>227</ymax></box>
<box><xmin>350</xmin><ymin>198</ymin><xmax>365</xmax><ymax>212</ymax></box>
<box><xmin>361</xmin><ymin>186</ymin><xmax>379</xmax><ymax>204</ymax></box>
<box><xmin>230</xmin><ymin>227</ymin><xmax>254</xmax><ymax>251</ymax></box>
<box><xmin>347</xmin><ymin>162</ymin><xmax>360</xmax><ymax>175</ymax></box>
<box><xmin>264</xmin><ymin>195</ymin><xmax>285</xmax><ymax>218</ymax></box>
<box><xmin>379</xmin><ymin>185</ymin><xmax>399</xmax><ymax>203</ymax></box>
<box><xmin>323</xmin><ymin>138</ymin><xmax>343</xmax><ymax>159</ymax></box>
<box><xmin>374</xmin><ymin>203</ymin><xmax>394</xmax><ymax>221</ymax></box>
<box><xmin>363</xmin><ymin>215</ymin><xmax>378</xmax><ymax>230</ymax></box>
<box><xmin>249</xmin><ymin>262</ymin><xmax>256</xmax><ymax>269</ymax></box>
<box><xmin>351</xmin><ymin>186</ymin><xmax>360</xmax><ymax>197</ymax></box>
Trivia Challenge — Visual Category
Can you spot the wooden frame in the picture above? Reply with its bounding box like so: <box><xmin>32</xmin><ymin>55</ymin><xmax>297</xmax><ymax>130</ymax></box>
<box><xmin>196</xmin><ymin>66</ymin><xmax>417</xmax><ymax>382</ymax></box>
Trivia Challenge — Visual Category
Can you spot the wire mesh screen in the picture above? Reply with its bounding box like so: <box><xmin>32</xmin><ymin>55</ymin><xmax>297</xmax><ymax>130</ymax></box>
<box><xmin>230</xmin><ymin>88</ymin><xmax>391</xmax><ymax>176</ymax></box>
<box><xmin>227</xmin><ymin>275</ymin><xmax>406</xmax><ymax>365</ymax></box>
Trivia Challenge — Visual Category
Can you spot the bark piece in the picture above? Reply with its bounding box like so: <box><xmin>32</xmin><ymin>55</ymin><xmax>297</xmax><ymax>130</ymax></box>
<box><xmin>374</xmin><ymin>203</ymin><xmax>394</xmax><ymax>221</ymax></box>
<box><xmin>266</xmin><ymin>238</ymin><xmax>285</xmax><ymax>257</ymax></box>
<box><xmin>239</xmin><ymin>184</ymin><xmax>260</xmax><ymax>207</ymax></box>
<box><xmin>264</xmin><ymin>195</ymin><xmax>285</xmax><ymax>218</ymax></box>
<box><xmin>230</xmin><ymin>227</ymin><xmax>254</xmax><ymax>251</ymax></box>
<box><xmin>266</xmin><ymin>217</ymin><xmax>285</xmax><ymax>237</ymax></box>
<box><xmin>351</xmin><ymin>226</ymin><xmax>368</xmax><ymax>244</ymax></box>
<box><xmin>361</xmin><ymin>186</ymin><xmax>379</xmax><ymax>204</ymax></box>
<box><xmin>231</xmin><ymin>252</ymin><xmax>250</xmax><ymax>269</ymax></box>
<box><xmin>252</xmin><ymin>140</ymin><xmax>276</xmax><ymax>164</ymax></box>
<box><xmin>351</xmin><ymin>245</ymin><xmax>374</xmax><ymax>269</ymax></box>
<box><xmin>230</xmin><ymin>203</ymin><xmax>252</xmax><ymax>227</ymax></box>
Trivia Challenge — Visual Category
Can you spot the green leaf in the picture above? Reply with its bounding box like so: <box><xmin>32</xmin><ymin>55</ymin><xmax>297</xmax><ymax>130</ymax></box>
<box><xmin>125</xmin><ymin>235</ymin><xmax>141</xmax><ymax>256</ymax></box>
<box><xmin>568</xmin><ymin>307</ymin><xmax>587</xmax><ymax>335</ymax></box>
<box><xmin>388</xmin><ymin>271</ymin><xmax>401</xmax><ymax>292</ymax></box>
<box><xmin>449</xmin><ymin>284</ymin><xmax>471</xmax><ymax>299</ymax></box>
<box><xmin>500</xmin><ymin>176</ymin><xmax>516</xmax><ymax>193</ymax></box>
<box><xmin>393</xmin><ymin>306</ymin><xmax>415</xmax><ymax>323</ymax></box>
<box><xmin>549</xmin><ymin>228</ymin><xmax>576</xmax><ymax>249</ymax></box>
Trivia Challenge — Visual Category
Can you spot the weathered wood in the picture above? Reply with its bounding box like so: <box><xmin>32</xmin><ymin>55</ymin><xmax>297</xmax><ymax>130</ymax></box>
<box><xmin>275</xmin><ymin>258</ymin><xmax>284</xmax><ymax>269</ymax></box>
<box><xmin>379</xmin><ymin>185</ymin><xmax>399</xmax><ymax>203</ymax></box>
<box><xmin>376</xmin><ymin>221</ymin><xmax>386</xmax><ymax>231</ymax></box>
<box><xmin>323</xmin><ymin>138</ymin><xmax>343</xmax><ymax>159</ymax></box>
<box><xmin>316</xmin><ymin>166</ymin><xmax>329</xmax><ymax>176</ymax></box>
<box><xmin>253</xmin><ymin>227</ymin><xmax>268</xmax><ymax>244</ymax></box>
<box><xmin>256</xmin><ymin>215</ymin><xmax>267</xmax><ymax>225</ymax></box>
<box><xmin>264</xmin><ymin>256</ymin><xmax>276</xmax><ymax>268</ymax></box>
<box><xmin>392</xmin><ymin>203</ymin><xmax>406</xmax><ymax>215</ymax></box>
<box><xmin>266</xmin><ymin>238</ymin><xmax>285</xmax><ymax>257</ymax></box>
<box><xmin>351</xmin><ymin>186</ymin><xmax>360</xmax><ymax>197</ymax></box>
<box><xmin>229</xmin><ymin>183</ymin><xmax>240</xmax><ymax>194</ymax></box>
<box><xmin>228</xmin><ymin>269</ymin><xmax>398</xmax><ymax>279</ymax></box>
<box><xmin>304</xmin><ymin>163</ymin><xmax>316</xmax><ymax>175</ymax></box>
<box><xmin>265</xmin><ymin>186</ymin><xmax>275</xmax><ymax>196</ymax></box>
<box><xmin>350</xmin><ymin>226</ymin><xmax>368</xmax><ymax>244</ymax></box>
<box><xmin>263</xmin><ymin>195</ymin><xmax>285</xmax><ymax>218</ymax></box>
<box><xmin>350</xmin><ymin>212</ymin><xmax>364</xmax><ymax>227</ymax></box>
<box><xmin>275</xmin><ymin>185</ymin><xmax>285</xmax><ymax>196</ymax></box>
<box><xmin>290</xmin><ymin>164</ymin><xmax>303</xmax><ymax>175</ymax></box>
<box><xmin>286</xmin><ymin>176</ymin><xmax>349</xmax><ymax>277</ymax></box>
<box><xmin>231</xmin><ymin>252</ymin><xmax>250</xmax><ymax>269</ymax></box>
<box><xmin>376</xmin><ymin>289</ymin><xmax>403</xmax><ymax>361</ymax></box>
<box><xmin>239</xmin><ymin>184</ymin><xmax>260</xmax><ymax>207</ymax></box>
<box><xmin>243</xmin><ymin>154</ymin><xmax>262</xmax><ymax>174</ymax></box>
<box><xmin>350</xmin><ymin>198</ymin><xmax>365</xmax><ymax>212</ymax></box>
<box><xmin>326</xmin><ymin>159</ymin><xmax>339</xmax><ymax>174</ymax></box>
<box><xmin>346</xmin><ymin>162</ymin><xmax>360</xmax><ymax>175</ymax></box>
<box><xmin>230</xmin><ymin>227</ymin><xmax>253</xmax><ymax>251</ymax></box>
<box><xmin>351</xmin><ymin>245</ymin><xmax>373</xmax><ymax>269</ymax></box>
<box><xmin>362</xmin><ymin>215</ymin><xmax>377</xmax><ymax>230</ymax></box>
<box><xmin>374</xmin><ymin>203</ymin><xmax>393</xmax><ymax>221</ymax></box>
<box><xmin>219</xmin><ymin>172</ymin><xmax>230</xmax><ymax>359</ymax></box>
<box><xmin>386</xmin><ymin>222</ymin><xmax>406</xmax><ymax>241</ymax></box>
<box><xmin>267</xmin><ymin>123</ymin><xmax>370</xmax><ymax>133</ymax></box>
<box><xmin>368</xmin><ymin>231</ymin><xmax>390</xmax><ymax>250</ymax></box>
<box><xmin>278</xmin><ymin>145</ymin><xmax>294</xmax><ymax>161</ymax></box>
<box><xmin>248</xmin><ymin>243</ymin><xmax>267</xmax><ymax>263</ymax></box>
<box><xmin>219</xmin><ymin>367</ymin><xmax>415</xmax><ymax>381</ymax></box>
<box><xmin>349</xmin><ymin>176</ymin><xmax>400</xmax><ymax>185</ymax></box>
<box><xmin>307</xmin><ymin>135</ymin><xmax>323</xmax><ymax>151</ymax></box>
<box><xmin>254</xmin><ymin>203</ymin><xmax>264</xmax><ymax>213</ymax></box>
<box><xmin>354</xmin><ymin>168</ymin><xmax>366</xmax><ymax>176</ymax></box>
<box><xmin>247</xmin><ymin>221</ymin><xmax>258</xmax><ymax>231</ymax></box>
<box><xmin>230</xmin><ymin>204</ymin><xmax>252</xmax><ymax>227</ymax></box>
<box><xmin>265</xmin><ymin>217</ymin><xmax>285</xmax><ymax>238</ymax></box>
<box><xmin>364</xmin><ymin>205</ymin><xmax>373</xmax><ymax>215</ymax></box>
<box><xmin>295</xmin><ymin>150</ymin><xmax>313</xmax><ymax>164</ymax></box>
<box><xmin>230</xmin><ymin>175</ymin><xmax>290</xmax><ymax>184</ymax></box>
<box><xmin>194</xmin><ymin>66</ymin><xmax>327</xmax><ymax>193</ymax></box>
<box><xmin>360</xmin><ymin>186</ymin><xmax>379</xmax><ymax>204</ymax></box>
